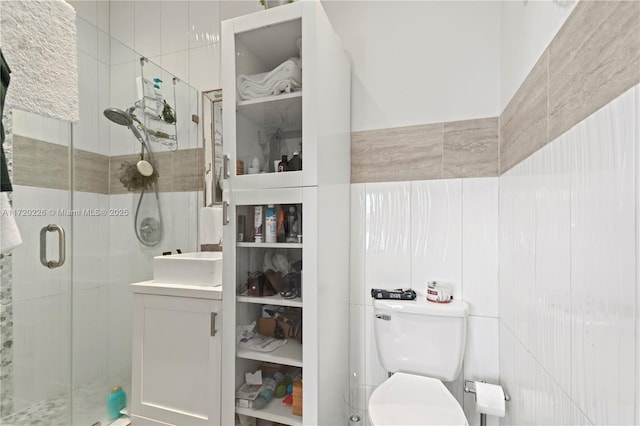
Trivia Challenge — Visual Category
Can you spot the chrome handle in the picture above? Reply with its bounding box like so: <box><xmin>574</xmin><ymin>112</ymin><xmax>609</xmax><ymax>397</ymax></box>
<box><xmin>375</xmin><ymin>314</ymin><xmax>391</xmax><ymax>321</ymax></box>
<box><xmin>222</xmin><ymin>201</ymin><xmax>229</xmax><ymax>225</ymax></box>
<box><xmin>223</xmin><ymin>154</ymin><xmax>230</xmax><ymax>179</ymax></box>
<box><xmin>40</xmin><ymin>224</ymin><xmax>66</xmax><ymax>269</ymax></box>
<box><xmin>211</xmin><ymin>312</ymin><xmax>218</xmax><ymax>336</ymax></box>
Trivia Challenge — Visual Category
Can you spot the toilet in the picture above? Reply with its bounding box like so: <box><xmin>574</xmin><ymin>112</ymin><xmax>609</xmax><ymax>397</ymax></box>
<box><xmin>368</xmin><ymin>297</ymin><xmax>470</xmax><ymax>425</ymax></box>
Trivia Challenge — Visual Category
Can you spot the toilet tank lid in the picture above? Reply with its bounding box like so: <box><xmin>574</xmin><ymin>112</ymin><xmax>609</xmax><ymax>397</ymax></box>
<box><xmin>373</xmin><ymin>298</ymin><xmax>469</xmax><ymax>317</ymax></box>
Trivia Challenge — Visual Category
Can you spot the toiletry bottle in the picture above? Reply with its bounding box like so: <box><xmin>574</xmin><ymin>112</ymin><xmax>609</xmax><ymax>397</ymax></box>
<box><xmin>251</xmin><ymin>373</ymin><xmax>283</xmax><ymax>409</ymax></box>
<box><xmin>286</xmin><ymin>206</ymin><xmax>298</xmax><ymax>242</ymax></box>
<box><xmin>254</xmin><ymin>206</ymin><xmax>264</xmax><ymax>243</ymax></box>
<box><xmin>288</xmin><ymin>152</ymin><xmax>301</xmax><ymax>171</ymax></box>
<box><xmin>277</xmin><ymin>208</ymin><xmax>286</xmax><ymax>242</ymax></box>
<box><xmin>278</xmin><ymin>155</ymin><xmax>287</xmax><ymax>172</ymax></box>
<box><xmin>265</xmin><ymin>204</ymin><xmax>277</xmax><ymax>243</ymax></box>
<box><xmin>107</xmin><ymin>386</ymin><xmax>126</xmax><ymax>420</ymax></box>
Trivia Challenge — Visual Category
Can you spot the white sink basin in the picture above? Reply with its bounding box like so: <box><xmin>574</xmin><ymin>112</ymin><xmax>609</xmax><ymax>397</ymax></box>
<box><xmin>153</xmin><ymin>252</ymin><xmax>223</xmax><ymax>286</ymax></box>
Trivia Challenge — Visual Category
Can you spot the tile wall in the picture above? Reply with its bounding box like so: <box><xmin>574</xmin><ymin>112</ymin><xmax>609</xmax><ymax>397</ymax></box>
<box><xmin>349</xmin><ymin>177</ymin><xmax>500</xmax><ymax>426</ymax></box>
<box><xmin>499</xmin><ymin>86</ymin><xmax>638</xmax><ymax>425</ymax></box>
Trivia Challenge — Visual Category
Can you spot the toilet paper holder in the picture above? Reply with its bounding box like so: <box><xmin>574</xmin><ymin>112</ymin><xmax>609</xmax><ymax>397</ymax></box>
<box><xmin>464</xmin><ymin>380</ymin><xmax>510</xmax><ymax>401</ymax></box>
<box><xmin>464</xmin><ymin>380</ymin><xmax>510</xmax><ymax>426</ymax></box>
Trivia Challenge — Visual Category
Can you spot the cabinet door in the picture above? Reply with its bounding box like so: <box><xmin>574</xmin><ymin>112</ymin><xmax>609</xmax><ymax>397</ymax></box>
<box><xmin>132</xmin><ymin>294</ymin><xmax>221</xmax><ymax>425</ymax></box>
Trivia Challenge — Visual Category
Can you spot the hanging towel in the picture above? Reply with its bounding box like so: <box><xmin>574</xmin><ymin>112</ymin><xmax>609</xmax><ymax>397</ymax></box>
<box><xmin>1</xmin><ymin>48</ymin><xmax>12</xmax><ymax>192</ymax></box>
<box><xmin>0</xmin><ymin>0</ymin><xmax>79</xmax><ymax>122</ymax></box>
<box><xmin>1</xmin><ymin>192</ymin><xmax>22</xmax><ymax>251</ymax></box>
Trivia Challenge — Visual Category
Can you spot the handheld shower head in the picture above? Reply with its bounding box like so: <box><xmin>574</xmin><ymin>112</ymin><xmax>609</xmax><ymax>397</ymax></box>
<box><xmin>103</xmin><ymin>107</ymin><xmax>147</xmax><ymax>147</ymax></box>
<box><xmin>103</xmin><ymin>108</ymin><xmax>133</xmax><ymax>126</ymax></box>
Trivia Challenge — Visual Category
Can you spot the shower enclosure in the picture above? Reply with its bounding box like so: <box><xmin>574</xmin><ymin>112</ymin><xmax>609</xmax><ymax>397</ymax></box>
<box><xmin>0</xmin><ymin>16</ymin><xmax>201</xmax><ymax>426</ymax></box>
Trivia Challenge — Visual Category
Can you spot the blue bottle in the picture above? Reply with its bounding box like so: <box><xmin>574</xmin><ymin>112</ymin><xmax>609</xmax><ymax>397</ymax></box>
<box><xmin>107</xmin><ymin>386</ymin><xmax>126</xmax><ymax>420</ymax></box>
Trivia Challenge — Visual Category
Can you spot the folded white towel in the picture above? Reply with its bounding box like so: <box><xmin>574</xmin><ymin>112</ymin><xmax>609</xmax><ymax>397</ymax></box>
<box><xmin>0</xmin><ymin>0</ymin><xmax>79</xmax><ymax>122</ymax></box>
<box><xmin>1</xmin><ymin>193</ymin><xmax>22</xmax><ymax>251</ymax></box>
<box><xmin>237</xmin><ymin>57</ymin><xmax>302</xmax><ymax>101</ymax></box>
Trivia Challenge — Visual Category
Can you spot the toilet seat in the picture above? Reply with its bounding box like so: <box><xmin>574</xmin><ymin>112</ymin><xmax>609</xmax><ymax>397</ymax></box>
<box><xmin>368</xmin><ymin>372</ymin><xmax>468</xmax><ymax>426</ymax></box>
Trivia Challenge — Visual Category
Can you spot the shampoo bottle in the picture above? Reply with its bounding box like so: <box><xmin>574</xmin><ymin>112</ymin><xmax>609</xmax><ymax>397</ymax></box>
<box><xmin>107</xmin><ymin>386</ymin><xmax>126</xmax><ymax>420</ymax></box>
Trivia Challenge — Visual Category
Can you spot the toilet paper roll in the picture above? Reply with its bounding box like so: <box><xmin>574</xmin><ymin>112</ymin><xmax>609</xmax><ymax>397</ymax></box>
<box><xmin>199</xmin><ymin>206</ymin><xmax>223</xmax><ymax>245</ymax></box>
<box><xmin>474</xmin><ymin>382</ymin><xmax>505</xmax><ymax>417</ymax></box>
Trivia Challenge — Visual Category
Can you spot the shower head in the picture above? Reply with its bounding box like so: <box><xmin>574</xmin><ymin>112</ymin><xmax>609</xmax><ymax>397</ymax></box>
<box><xmin>103</xmin><ymin>107</ymin><xmax>147</xmax><ymax>149</ymax></box>
<box><xmin>103</xmin><ymin>108</ymin><xmax>133</xmax><ymax>127</ymax></box>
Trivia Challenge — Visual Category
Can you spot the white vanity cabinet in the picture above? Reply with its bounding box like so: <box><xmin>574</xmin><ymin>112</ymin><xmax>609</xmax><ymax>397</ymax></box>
<box><xmin>221</xmin><ymin>2</ymin><xmax>351</xmax><ymax>425</ymax></box>
<box><xmin>130</xmin><ymin>283</ymin><xmax>223</xmax><ymax>426</ymax></box>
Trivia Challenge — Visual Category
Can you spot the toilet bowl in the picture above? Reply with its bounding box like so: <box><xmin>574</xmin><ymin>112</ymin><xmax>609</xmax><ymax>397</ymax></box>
<box><xmin>368</xmin><ymin>373</ymin><xmax>468</xmax><ymax>426</ymax></box>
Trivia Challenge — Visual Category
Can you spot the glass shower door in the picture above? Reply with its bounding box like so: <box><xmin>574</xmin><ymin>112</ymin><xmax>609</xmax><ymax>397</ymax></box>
<box><xmin>1</xmin><ymin>109</ymin><xmax>73</xmax><ymax>426</ymax></box>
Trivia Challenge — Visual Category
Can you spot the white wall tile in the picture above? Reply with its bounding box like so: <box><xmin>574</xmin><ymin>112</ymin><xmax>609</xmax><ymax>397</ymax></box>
<box><xmin>109</xmin><ymin>1</ymin><xmax>135</xmax><ymax>50</ymax></box>
<box><xmin>75</xmin><ymin>52</ymin><xmax>100</xmax><ymax>153</ymax></box>
<box><xmin>189</xmin><ymin>1</ymin><xmax>221</xmax><ymax>50</ymax></box>
<box><xmin>189</xmin><ymin>44</ymin><xmax>221</xmax><ymax>91</ymax></box>
<box><xmin>569</xmin><ymin>87</ymin><xmax>637</xmax><ymax>426</ymax></box>
<box><xmin>159</xmin><ymin>51</ymin><xmax>190</xmax><ymax>86</ymax></box>
<box><xmin>499</xmin><ymin>86</ymin><xmax>639</xmax><ymax>426</ymax></box>
<box><xmin>411</xmin><ymin>179</ymin><xmax>462</xmax><ymax>298</ymax></box>
<box><xmin>532</xmin><ymin>139</ymin><xmax>571</xmax><ymax>393</ymax></box>
<box><xmin>134</xmin><ymin>1</ymin><xmax>162</xmax><ymax>59</ymax></box>
<box><xmin>160</xmin><ymin>1</ymin><xmax>190</xmax><ymax>55</ymax></box>
<box><xmin>350</xmin><ymin>184</ymin><xmax>366</xmax><ymax>306</ymax></box>
<box><xmin>97</xmin><ymin>29</ymin><xmax>110</xmax><ymax>66</ymax></box>
<box><xmin>68</xmin><ymin>1</ymin><xmax>97</xmax><ymax>27</ymax></box>
<box><xmin>11</xmin><ymin>110</ymin><xmax>72</xmax><ymax>147</ymax></box>
<box><xmin>95</xmin><ymin>0</ymin><xmax>109</xmax><ymax>34</ymax></box>
<box><xmin>76</xmin><ymin>16</ymin><xmax>98</xmax><ymax>59</ymax></box>
<box><xmin>364</xmin><ymin>182</ymin><xmax>411</xmax><ymax>306</ymax></box>
<box><xmin>510</xmin><ymin>158</ymin><xmax>536</xmax><ymax>353</ymax></box>
<box><xmin>462</xmin><ymin>178</ymin><xmax>498</xmax><ymax>317</ymax></box>
<box><xmin>72</xmin><ymin>287</ymin><xmax>108</xmax><ymax>386</ymax></box>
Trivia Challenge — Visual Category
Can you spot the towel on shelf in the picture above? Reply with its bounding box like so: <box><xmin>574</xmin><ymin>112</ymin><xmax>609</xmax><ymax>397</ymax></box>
<box><xmin>1</xmin><ymin>193</ymin><xmax>22</xmax><ymax>251</ymax></box>
<box><xmin>237</xmin><ymin>57</ymin><xmax>301</xmax><ymax>101</ymax></box>
<box><xmin>0</xmin><ymin>0</ymin><xmax>79</xmax><ymax>122</ymax></box>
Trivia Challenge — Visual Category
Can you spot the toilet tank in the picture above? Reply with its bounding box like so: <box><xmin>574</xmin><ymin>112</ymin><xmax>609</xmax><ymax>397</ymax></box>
<box><xmin>373</xmin><ymin>298</ymin><xmax>469</xmax><ymax>382</ymax></box>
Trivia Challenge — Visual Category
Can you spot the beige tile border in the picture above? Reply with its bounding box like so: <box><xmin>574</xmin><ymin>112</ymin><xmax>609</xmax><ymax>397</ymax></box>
<box><xmin>351</xmin><ymin>118</ymin><xmax>499</xmax><ymax>183</ymax></box>
<box><xmin>13</xmin><ymin>135</ymin><xmax>203</xmax><ymax>194</ymax></box>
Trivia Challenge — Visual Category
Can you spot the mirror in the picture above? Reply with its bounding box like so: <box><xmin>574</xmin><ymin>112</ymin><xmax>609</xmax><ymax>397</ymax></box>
<box><xmin>202</xmin><ymin>89</ymin><xmax>223</xmax><ymax>206</ymax></box>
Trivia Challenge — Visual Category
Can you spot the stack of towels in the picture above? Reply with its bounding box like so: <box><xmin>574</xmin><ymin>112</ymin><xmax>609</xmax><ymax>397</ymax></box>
<box><xmin>237</xmin><ymin>57</ymin><xmax>301</xmax><ymax>101</ymax></box>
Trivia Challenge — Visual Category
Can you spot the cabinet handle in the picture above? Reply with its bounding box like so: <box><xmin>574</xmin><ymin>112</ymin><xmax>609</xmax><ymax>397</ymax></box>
<box><xmin>222</xmin><ymin>201</ymin><xmax>229</xmax><ymax>226</ymax></box>
<box><xmin>223</xmin><ymin>154</ymin><xmax>230</xmax><ymax>179</ymax></box>
<box><xmin>40</xmin><ymin>224</ymin><xmax>66</xmax><ymax>269</ymax></box>
<box><xmin>211</xmin><ymin>312</ymin><xmax>218</xmax><ymax>336</ymax></box>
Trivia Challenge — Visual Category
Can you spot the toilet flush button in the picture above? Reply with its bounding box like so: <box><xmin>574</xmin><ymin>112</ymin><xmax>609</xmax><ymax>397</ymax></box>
<box><xmin>375</xmin><ymin>314</ymin><xmax>391</xmax><ymax>321</ymax></box>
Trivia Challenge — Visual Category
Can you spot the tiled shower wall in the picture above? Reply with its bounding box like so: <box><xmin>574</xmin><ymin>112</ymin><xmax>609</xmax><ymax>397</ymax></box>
<box><xmin>349</xmin><ymin>177</ymin><xmax>500</xmax><ymax>426</ymax></box>
<box><xmin>499</xmin><ymin>85</ymin><xmax>638</xmax><ymax>426</ymax></box>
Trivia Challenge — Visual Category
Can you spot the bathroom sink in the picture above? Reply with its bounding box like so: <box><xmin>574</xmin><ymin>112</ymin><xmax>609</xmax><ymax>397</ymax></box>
<box><xmin>153</xmin><ymin>252</ymin><xmax>223</xmax><ymax>286</ymax></box>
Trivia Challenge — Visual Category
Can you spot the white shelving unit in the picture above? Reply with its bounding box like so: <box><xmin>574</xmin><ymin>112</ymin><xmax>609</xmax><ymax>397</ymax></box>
<box><xmin>221</xmin><ymin>2</ymin><xmax>351</xmax><ymax>425</ymax></box>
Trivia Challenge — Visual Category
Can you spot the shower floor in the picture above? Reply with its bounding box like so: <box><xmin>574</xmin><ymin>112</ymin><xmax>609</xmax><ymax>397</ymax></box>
<box><xmin>1</xmin><ymin>382</ymin><xmax>121</xmax><ymax>426</ymax></box>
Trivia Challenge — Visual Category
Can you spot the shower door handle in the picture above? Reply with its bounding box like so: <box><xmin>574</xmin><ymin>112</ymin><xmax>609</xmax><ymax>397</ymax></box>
<box><xmin>40</xmin><ymin>224</ymin><xmax>66</xmax><ymax>269</ymax></box>
<box><xmin>222</xmin><ymin>201</ymin><xmax>229</xmax><ymax>226</ymax></box>
<box><xmin>223</xmin><ymin>154</ymin><xmax>230</xmax><ymax>179</ymax></box>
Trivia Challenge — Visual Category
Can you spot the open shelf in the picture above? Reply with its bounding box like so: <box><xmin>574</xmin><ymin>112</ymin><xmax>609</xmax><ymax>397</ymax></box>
<box><xmin>236</xmin><ymin>401</ymin><xmax>302</xmax><ymax>426</ymax></box>
<box><xmin>237</xmin><ymin>339</ymin><xmax>302</xmax><ymax>367</ymax></box>
<box><xmin>237</xmin><ymin>294</ymin><xmax>302</xmax><ymax>308</ymax></box>
<box><xmin>237</xmin><ymin>91</ymin><xmax>302</xmax><ymax>133</ymax></box>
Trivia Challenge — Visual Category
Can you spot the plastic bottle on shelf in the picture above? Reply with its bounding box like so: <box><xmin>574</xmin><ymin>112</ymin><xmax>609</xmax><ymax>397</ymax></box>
<box><xmin>254</xmin><ymin>206</ymin><xmax>264</xmax><ymax>243</ymax></box>
<box><xmin>106</xmin><ymin>386</ymin><xmax>126</xmax><ymax>420</ymax></box>
<box><xmin>252</xmin><ymin>373</ymin><xmax>283</xmax><ymax>409</ymax></box>
<box><xmin>278</xmin><ymin>155</ymin><xmax>288</xmax><ymax>172</ymax></box>
<box><xmin>265</xmin><ymin>204</ymin><xmax>277</xmax><ymax>243</ymax></box>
